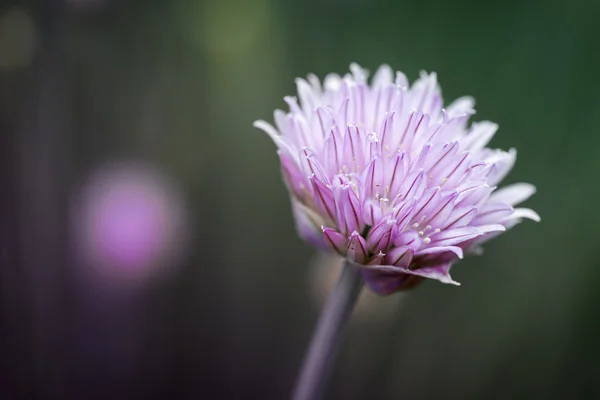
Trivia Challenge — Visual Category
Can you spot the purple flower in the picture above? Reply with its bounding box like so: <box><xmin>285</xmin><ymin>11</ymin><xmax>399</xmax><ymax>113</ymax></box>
<box><xmin>255</xmin><ymin>64</ymin><xmax>539</xmax><ymax>295</ymax></box>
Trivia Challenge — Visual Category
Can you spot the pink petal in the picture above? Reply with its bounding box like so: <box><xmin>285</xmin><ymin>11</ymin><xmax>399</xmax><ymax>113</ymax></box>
<box><xmin>343</xmin><ymin>124</ymin><xmax>366</xmax><ymax>172</ymax></box>
<box><xmin>473</xmin><ymin>203</ymin><xmax>513</xmax><ymax>225</ymax></box>
<box><xmin>363</xmin><ymin>157</ymin><xmax>385</xmax><ymax>199</ymax></box>
<box><xmin>321</xmin><ymin>226</ymin><xmax>347</xmax><ymax>254</ymax></box>
<box><xmin>253</xmin><ymin>120</ymin><xmax>298</xmax><ymax>161</ymax></box>
<box><xmin>316</xmin><ymin>107</ymin><xmax>335</xmax><ymax>139</ymax></box>
<box><xmin>322</xmin><ymin>127</ymin><xmax>343</xmax><ymax>177</ymax></box>
<box><xmin>278</xmin><ymin>151</ymin><xmax>309</xmax><ymax>199</ymax></box>
<box><xmin>430</xmin><ymin>226</ymin><xmax>482</xmax><ymax>247</ymax></box>
<box><xmin>366</xmin><ymin>217</ymin><xmax>395</xmax><ymax>253</ymax></box>
<box><xmin>384</xmin><ymin>246</ymin><xmax>414</xmax><ymax>267</ymax></box>
<box><xmin>385</xmin><ymin>153</ymin><xmax>407</xmax><ymax>199</ymax></box>
<box><xmin>504</xmin><ymin>208</ymin><xmax>541</xmax><ymax>223</ymax></box>
<box><xmin>416</xmin><ymin>245</ymin><xmax>463</xmax><ymax>259</ymax></box>
<box><xmin>334</xmin><ymin>183</ymin><xmax>363</xmax><ymax>235</ymax></box>
<box><xmin>291</xmin><ymin>199</ymin><xmax>326</xmax><ymax>250</ymax></box>
<box><xmin>401</xmin><ymin>263</ymin><xmax>460</xmax><ymax>286</ymax></box>
<box><xmin>300</xmin><ymin>147</ymin><xmax>329</xmax><ymax>184</ymax></box>
<box><xmin>442</xmin><ymin>206</ymin><xmax>478</xmax><ymax>230</ymax></box>
<box><xmin>379</xmin><ymin>112</ymin><xmax>397</xmax><ymax>157</ymax></box>
<box><xmin>347</xmin><ymin>231</ymin><xmax>368</xmax><ymax>264</ymax></box>
<box><xmin>395</xmin><ymin>170</ymin><xmax>426</xmax><ymax>205</ymax></box>
<box><xmin>359</xmin><ymin>269</ymin><xmax>416</xmax><ymax>295</ymax></box>
<box><xmin>489</xmin><ymin>183</ymin><xmax>536</xmax><ymax>206</ymax></box>
<box><xmin>309</xmin><ymin>175</ymin><xmax>336</xmax><ymax>223</ymax></box>
<box><xmin>463</xmin><ymin>121</ymin><xmax>498</xmax><ymax>151</ymax></box>
<box><xmin>361</xmin><ymin>199</ymin><xmax>383</xmax><ymax>227</ymax></box>
<box><xmin>392</xmin><ymin>200</ymin><xmax>416</xmax><ymax>233</ymax></box>
<box><xmin>426</xmin><ymin>190</ymin><xmax>458</xmax><ymax>228</ymax></box>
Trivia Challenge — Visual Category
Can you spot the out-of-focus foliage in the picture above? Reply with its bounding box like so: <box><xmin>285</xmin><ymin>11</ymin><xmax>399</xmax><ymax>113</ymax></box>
<box><xmin>0</xmin><ymin>0</ymin><xmax>598</xmax><ymax>399</ymax></box>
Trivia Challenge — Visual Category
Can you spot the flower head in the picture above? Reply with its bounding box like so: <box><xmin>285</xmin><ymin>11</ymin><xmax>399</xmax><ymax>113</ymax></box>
<box><xmin>255</xmin><ymin>63</ymin><xmax>539</xmax><ymax>295</ymax></box>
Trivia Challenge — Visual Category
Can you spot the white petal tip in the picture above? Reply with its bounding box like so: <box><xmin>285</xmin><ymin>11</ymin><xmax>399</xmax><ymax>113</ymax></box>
<box><xmin>252</xmin><ymin>120</ymin><xmax>266</xmax><ymax>129</ymax></box>
<box><xmin>512</xmin><ymin>208</ymin><xmax>541</xmax><ymax>222</ymax></box>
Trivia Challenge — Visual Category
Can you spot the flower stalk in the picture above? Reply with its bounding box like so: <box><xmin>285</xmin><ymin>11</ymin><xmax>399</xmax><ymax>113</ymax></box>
<box><xmin>292</xmin><ymin>260</ymin><xmax>363</xmax><ymax>400</ymax></box>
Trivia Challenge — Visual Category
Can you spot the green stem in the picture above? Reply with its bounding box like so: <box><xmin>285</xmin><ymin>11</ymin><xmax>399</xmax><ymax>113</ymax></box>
<box><xmin>291</xmin><ymin>260</ymin><xmax>364</xmax><ymax>400</ymax></box>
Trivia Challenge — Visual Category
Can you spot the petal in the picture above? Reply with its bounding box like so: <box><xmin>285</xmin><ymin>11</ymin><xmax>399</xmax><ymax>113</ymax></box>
<box><xmin>379</xmin><ymin>112</ymin><xmax>397</xmax><ymax>157</ymax></box>
<box><xmin>505</xmin><ymin>207</ymin><xmax>541</xmax><ymax>223</ymax></box>
<box><xmin>321</xmin><ymin>227</ymin><xmax>347</xmax><ymax>254</ymax></box>
<box><xmin>309</xmin><ymin>175</ymin><xmax>336</xmax><ymax>223</ymax></box>
<box><xmin>489</xmin><ymin>183</ymin><xmax>536</xmax><ymax>206</ymax></box>
<box><xmin>426</xmin><ymin>141</ymin><xmax>460</xmax><ymax>179</ymax></box>
<box><xmin>395</xmin><ymin>71</ymin><xmax>409</xmax><ymax>88</ymax></box>
<box><xmin>291</xmin><ymin>199</ymin><xmax>326</xmax><ymax>249</ymax></box>
<box><xmin>284</xmin><ymin>95</ymin><xmax>303</xmax><ymax>115</ymax></box>
<box><xmin>316</xmin><ymin>107</ymin><xmax>335</xmax><ymax>139</ymax></box>
<box><xmin>401</xmin><ymin>263</ymin><xmax>460</xmax><ymax>286</ymax></box>
<box><xmin>361</xmin><ymin>199</ymin><xmax>383</xmax><ymax>226</ymax></box>
<box><xmin>463</xmin><ymin>121</ymin><xmax>498</xmax><ymax>151</ymax></box>
<box><xmin>392</xmin><ymin>200</ymin><xmax>416</xmax><ymax>233</ymax></box>
<box><xmin>324</xmin><ymin>73</ymin><xmax>343</xmax><ymax>92</ymax></box>
<box><xmin>367</xmin><ymin>251</ymin><xmax>386</xmax><ymax>265</ymax></box>
<box><xmin>394</xmin><ymin>170</ymin><xmax>426</xmax><ymax>205</ymax></box>
<box><xmin>253</xmin><ymin>120</ymin><xmax>298</xmax><ymax>161</ymax></box>
<box><xmin>384</xmin><ymin>246</ymin><xmax>414</xmax><ymax>267</ymax></box>
<box><xmin>416</xmin><ymin>245</ymin><xmax>463</xmax><ymax>259</ymax></box>
<box><xmin>349</xmin><ymin>62</ymin><xmax>369</xmax><ymax>83</ymax></box>
<box><xmin>456</xmin><ymin>182</ymin><xmax>492</xmax><ymax>207</ymax></box>
<box><xmin>334</xmin><ymin>97</ymin><xmax>350</xmax><ymax>131</ymax></box>
<box><xmin>430</xmin><ymin>226</ymin><xmax>482</xmax><ymax>247</ymax></box>
<box><xmin>393</xmin><ymin>230</ymin><xmax>421</xmax><ymax>248</ymax></box>
<box><xmin>409</xmin><ymin>71</ymin><xmax>440</xmax><ymax>115</ymax></box>
<box><xmin>385</xmin><ymin>152</ymin><xmax>408</xmax><ymax>199</ymax></box>
<box><xmin>274</xmin><ymin>109</ymin><xmax>288</xmax><ymax>134</ymax></box>
<box><xmin>363</xmin><ymin>157</ymin><xmax>385</xmax><ymax>199</ymax></box>
<box><xmin>426</xmin><ymin>190</ymin><xmax>458</xmax><ymax>228</ymax></box>
<box><xmin>334</xmin><ymin>183</ymin><xmax>364</xmax><ymax>235</ymax></box>
<box><xmin>446</xmin><ymin>96</ymin><xmax>476</xmax><ymax>117</ymax></box>
<box><xmin>442</xmin><ymin>151</ymin><xmax>472</xmax><ymax>188</ymax></box>
<box><xmin>372</xmin><ymin>64</ymin><xmax>393</xmax><ymax>88</ymax></box>
<box><xmin>399</xmin><ymin>111</ymin><xmax>428</xmax><ymax>153</ymax></box>
<box><xmin>292</xmin><ymin>114</ymin><xmax>320</xmax><ymax>152</ymax></box>
<box><xmin>486</xmin><ymin>148</ymin><xmax>517</xmax><ymax>186</ymax></box>
<box><xmin>366</xmin><ymin>217</ymin><xmax>395</xmax><ymax>253</ymax></box>
<box><xmin>473</xmin><ymin>203</ymin><xmax>514</xmax><ymax>225</ymax></box>
<box><xmin>442</xmin><ymin>205</ymin><xmax>478</xmax><ymax>230</ymax></box>
<box><xmin>347</xmin><ymin>231</ymin><xmax>368</xmax><ymax>264</ymax></box>
<box><xmin>359</xmin><ymin>269</ymin><xmax>419</xmax><ymax>295</ymax></box>
<box><xmin>343</xmin><ymin>124</ymin><xmax>366</xmax><ymax>172</ymax></box>
<box><xmin>322</xmin><ymin>127</ymin><xmax>343</xmax><ymax>177</ymax></box>
<box><xmin>279</xmin><ymin>150</ymin><xmax>309</xmax><ymax>199</ymax></box>
<box><xmin>300</xmin><ymin>147</ymin><xmax>329</xmax><ymax>184</ymax></box>
<box><xmin>412</xmin><ymin>187</ymin><xmax>441</xmax><ymax>222</ymax></box>
<box><xmin>296</xmin><ymin>77</ymin><xmax>319</xmax><ymax>117</ymax></box>
<box><xmin>475</xmin><ymin>224</ymin><xmax>506</xmax><ymax>234</ymax></box>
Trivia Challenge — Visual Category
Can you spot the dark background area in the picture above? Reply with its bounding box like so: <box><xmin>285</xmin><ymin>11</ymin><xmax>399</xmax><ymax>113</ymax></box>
<box><xmin>1</xmin><ymin>0</ymin><xmax>599</xmax><ymax>399</ymax></box>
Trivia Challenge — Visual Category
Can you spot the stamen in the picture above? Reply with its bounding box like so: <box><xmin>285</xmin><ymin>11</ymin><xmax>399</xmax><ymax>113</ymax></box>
<box><xmin>423</xmin><ymin>237</ymin><xmax>431</xmax><ymax>244</ymax></box>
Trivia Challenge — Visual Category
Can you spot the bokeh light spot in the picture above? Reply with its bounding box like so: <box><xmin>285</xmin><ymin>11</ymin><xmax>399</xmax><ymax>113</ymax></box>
<box><xmin>73</xmin><ymin>162</ymin><xmax>189</xmax><ymax>288</ymax></box>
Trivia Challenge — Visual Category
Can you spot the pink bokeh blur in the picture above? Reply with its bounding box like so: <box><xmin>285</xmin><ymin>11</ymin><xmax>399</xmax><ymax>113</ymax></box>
<box><xmin>73</xmin><ymin>162</ymin><xmax>188</xmax><ymax>288</ymax></box>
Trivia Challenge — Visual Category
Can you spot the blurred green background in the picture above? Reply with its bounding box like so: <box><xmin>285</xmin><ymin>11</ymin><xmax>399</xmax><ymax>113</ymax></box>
<box><xmin>1</xmin><ymin>0</ymin><xmax>599</xmax><ymax>399</ymax></box>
